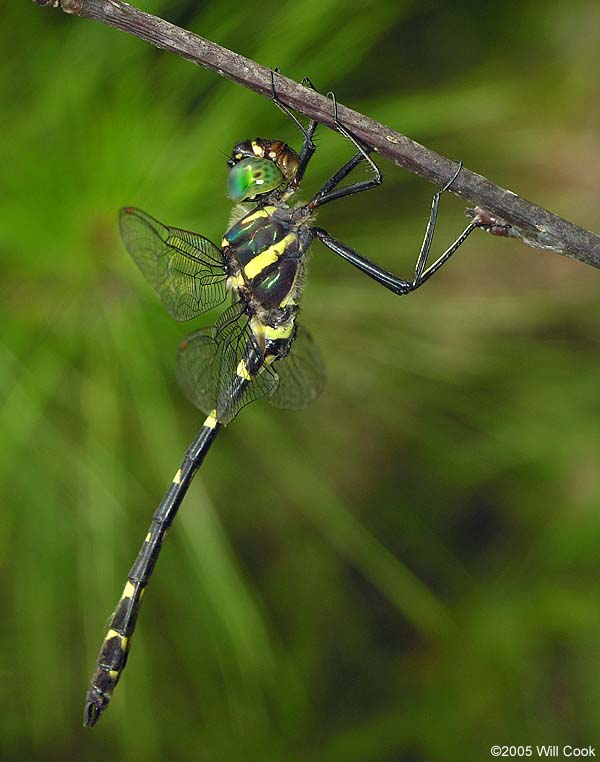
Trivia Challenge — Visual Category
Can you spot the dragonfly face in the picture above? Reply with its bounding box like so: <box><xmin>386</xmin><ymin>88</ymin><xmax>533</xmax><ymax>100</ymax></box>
<box><xmin>227</xmin><ymin>138</ymin><xmax>301</xmax><ymax>202</ymax></box>
<box><xmin>227</xmin><ymin>157</ymin><xmax>284</xmax><ymax>202</ymax></box>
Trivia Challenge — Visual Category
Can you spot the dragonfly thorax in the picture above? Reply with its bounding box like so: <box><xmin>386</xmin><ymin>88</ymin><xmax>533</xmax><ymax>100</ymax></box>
<box><xmin>222</xmin><ymin>204</ymin><xmax>311</xmax><ymax>320</ymax></box>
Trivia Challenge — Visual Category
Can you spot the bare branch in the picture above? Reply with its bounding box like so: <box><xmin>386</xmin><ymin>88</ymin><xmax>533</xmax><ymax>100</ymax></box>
<box><xmin>34</xmin><ymin>0</ymin><xmax>600</xmax><ymax>269</ymax></box>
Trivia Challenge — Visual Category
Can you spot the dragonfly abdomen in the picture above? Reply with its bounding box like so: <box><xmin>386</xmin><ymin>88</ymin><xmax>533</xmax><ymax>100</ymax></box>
<box><xmin>83</xmin><ymin>414</ymin><xmax>219</xmax><ymax>727</ymax></box>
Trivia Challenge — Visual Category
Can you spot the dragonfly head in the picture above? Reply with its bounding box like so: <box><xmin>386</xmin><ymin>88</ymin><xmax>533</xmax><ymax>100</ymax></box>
<box><xmin>227</xmin><ymin>139</ymin><xmax>300</xmax><ymax>202</ymax></box>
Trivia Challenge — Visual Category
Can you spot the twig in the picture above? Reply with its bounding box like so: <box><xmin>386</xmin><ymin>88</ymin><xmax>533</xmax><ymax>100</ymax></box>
<box><xmin>34</xmin><ymin>0</ymin><xmax>600</xmax><ymax>269</ymax></box>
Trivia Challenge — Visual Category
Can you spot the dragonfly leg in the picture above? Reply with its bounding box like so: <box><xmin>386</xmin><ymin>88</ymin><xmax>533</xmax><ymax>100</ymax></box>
<box><xmin>308</xmin><ymin>90</ymin><xmax>382</xmax><ymax>209</ymax></box>
<box><xmin>313</xmin><ymin>163</ymin><xmax>506</xmax><ymax>294</ymax></box>
<box><xmin>270</xmin><ymin>69</ymin><xmax>318</xmax><ymax>187</ymax></box>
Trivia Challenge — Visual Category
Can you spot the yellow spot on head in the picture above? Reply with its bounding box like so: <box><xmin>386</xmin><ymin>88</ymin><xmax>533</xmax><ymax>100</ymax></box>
<box><xmin>251</xmin><ymin>141</ymin><xmax>264</xmax><ymax>157</ymax></box>
<box><xmin>236</xmin><ymin>360</ymin><xmax>253</xmax><ymax>381</ymax></box>
<box><xmin>173</xmin><ymin>468</ymin><xmax>182</xmax><ymax>484</ymax></box>
<box><xmin>268</xmin><ymin>150</ymin><xmax>277</xmax><ymax>158</ymax></box>
<box><xmin>235</xmin><ymin>153</ymin><xmax>242</xmax><ymax>160</ymax></box>
<box><xmin>122</xmin><ymin>581</ymin><xmax>135</xmax><ymax>599</ymax></box>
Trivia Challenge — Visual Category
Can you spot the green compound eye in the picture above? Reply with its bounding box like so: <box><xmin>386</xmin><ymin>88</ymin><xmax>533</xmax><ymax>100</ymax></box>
<box><xmin>228</xmin><ymin>158</ymin><xmax>284</xmax><ymax>202</ymax></box>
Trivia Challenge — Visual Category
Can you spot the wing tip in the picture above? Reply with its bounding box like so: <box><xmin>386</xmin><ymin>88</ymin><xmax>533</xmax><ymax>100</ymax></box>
<box><xmin>119</xmin><ymin>206</ymin><xmax>140</xmax><ymax>219</ymax></box>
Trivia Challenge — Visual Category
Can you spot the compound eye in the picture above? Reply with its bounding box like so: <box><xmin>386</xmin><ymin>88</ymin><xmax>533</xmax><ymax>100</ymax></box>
<box><xmin>227</xmin><ymin>157</ymin><xmax>284</xmax><ymax>202</ymax></box>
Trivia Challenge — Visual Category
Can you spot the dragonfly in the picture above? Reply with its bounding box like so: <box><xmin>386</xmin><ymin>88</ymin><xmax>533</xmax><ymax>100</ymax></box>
<box><xmin>83</xmin><ymin>79</ymin><xmax>502</xmax><ymax>727</ymax></box>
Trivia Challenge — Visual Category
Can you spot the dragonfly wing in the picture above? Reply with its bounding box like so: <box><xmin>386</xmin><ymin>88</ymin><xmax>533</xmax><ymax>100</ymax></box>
<box><xmin>175</xmin><ymin>327</ymin><xmax>216</xmax><ymax>415</ymax></box>
<box><xmin>177</xmin><ymin>302</ymin><xmax>279</xmax><ymax>425</ymax></box>
<box><xmin>120</xmin><ymin>207</ymin><xmax>228</xmax><ymax>321</ymax></box>
<box><xmin>268</xmin><ymin>324</ymin><xmax>325</xmax><ymax>410</ymax></box>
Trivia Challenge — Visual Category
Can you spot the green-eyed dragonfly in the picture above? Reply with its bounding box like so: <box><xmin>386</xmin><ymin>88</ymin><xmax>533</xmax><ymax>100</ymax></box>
<box><xmin>83</xmin><ymin>80</ymin><xmax>501</xmax><ymax>727</ymax></box>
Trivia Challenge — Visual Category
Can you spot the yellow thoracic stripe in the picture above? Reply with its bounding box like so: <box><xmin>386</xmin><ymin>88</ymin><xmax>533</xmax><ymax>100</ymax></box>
<box><xmin>279</xmin><ymin>266</ymin><xmax>301</xmax><ymax>308</ymax></box>
<box><xmin>239</xmin><ymin>209</ymin><xmax>267</xmax><ymax>226</ymax></box>
<box><xmin>279</xmin><ymin>280</ymin><xmax>299</xmax><ymax>307</ymax></box>
<box><xmin>239</xmin><ymin>206</ymin><xmax>277</xmax><ymax>226</ymax></box>
<box><xmin>244</xmin><ymin>233</ymin><xmax>296</xmax><ymax>279</ymax></box>
<box><xmin>244</xmin><ymin>249</ymin><xmax>278</xmax><ymax>279</ymax></box>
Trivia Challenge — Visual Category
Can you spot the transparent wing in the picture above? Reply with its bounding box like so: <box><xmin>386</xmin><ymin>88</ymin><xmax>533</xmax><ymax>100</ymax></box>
<box><xmin>177</xmin><ymin>302</ymin><xmax>279</xmax><ymax>425</ymax></box>
<box><xmin>268</xmin><ymin>325</ymin><xmax>325</xmax><ymax>410</ymax></box>
<box><xmin>175</xmin><ymin>327</ymin><xmax>216</xmax><ymax>415</ymax></box>
<box><xmin>120</xmin><ymin>207</ymin><xmax>228</xmax><ymax>321</ymax></box>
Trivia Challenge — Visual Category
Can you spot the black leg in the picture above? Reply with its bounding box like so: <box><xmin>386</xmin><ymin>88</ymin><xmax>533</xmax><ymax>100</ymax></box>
<box><xmin>313</xmin><ymin>221</ymin><xmax>486</xmax><ymax>295</ymax></box>
<box><xmin>308</xmin><ymin>91</ymin><xmax>382</xmax><ymax>210</ymax></box>
<box><xmin>311</xmin><ymin>162</ymin><xmax>505</xmax><ymax>294</ymax></box>
<box><xmin>413</xmin><ymin>161</ymin><xmax>463</xmax><ymax>282</ymax></box>
<box><xmin>270</xmin><ymin>70</ymin><xmax>318</xmax><ymax>188</ymax></box>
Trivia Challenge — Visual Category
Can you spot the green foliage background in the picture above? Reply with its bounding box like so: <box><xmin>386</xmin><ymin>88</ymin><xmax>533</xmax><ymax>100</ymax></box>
<box><xmin>3</xmin><ymin>1</ymin><xmax>600</xmax><ymax>760</ymax></box>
